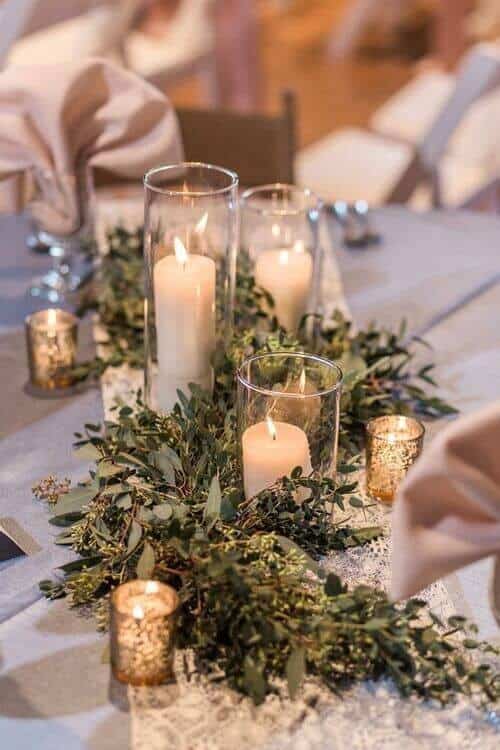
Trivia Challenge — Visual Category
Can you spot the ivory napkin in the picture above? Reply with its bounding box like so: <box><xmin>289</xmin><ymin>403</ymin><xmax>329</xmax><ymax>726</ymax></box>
<box><xmin>391</xmin><ymin>401</ymin><xmax>500</xmax><ymax>621</ymax></box>
<box><xmin>0</xmin><ymin>57</ymin><xmax>183</xmax><ymax>235</ymax></box>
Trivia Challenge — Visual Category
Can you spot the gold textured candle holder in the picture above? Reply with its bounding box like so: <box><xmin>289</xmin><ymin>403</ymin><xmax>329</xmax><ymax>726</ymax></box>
<box><xmin>110</xmin><ymin>580</ymin><xmax>179</xmax><ymax>686</ymax></box>
<box><xmin>25</xmin><ymin>309</ymin><xmax>78</xmax><ymax>389</ymax></box>
<box><xmin>366</xmin><ymin>415</ymin><xmax>425</xmax><ymax>504</ymax></box>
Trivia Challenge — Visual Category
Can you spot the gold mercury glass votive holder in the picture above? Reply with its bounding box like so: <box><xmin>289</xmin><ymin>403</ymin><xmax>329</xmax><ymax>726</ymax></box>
<box><xmin>25</xmin><ymin>308</ymin><xmax>78</xmax><ymax>389</ymax></box>
<box><xmin>110</xmin><ymin>580</ymin><xmax>179</xmax><ymax>686</ymax></box>
<box><xmin>365</xmin><ymin>415</ymin><xmax>425</xmax><ymax>504</ymax></box>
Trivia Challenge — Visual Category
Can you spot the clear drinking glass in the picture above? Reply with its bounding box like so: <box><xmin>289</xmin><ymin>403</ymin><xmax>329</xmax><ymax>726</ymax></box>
<box><xmin>144</xmin><ymin>163</ymin><xmax>239</xmax><ymax>413</ymax></box>
<box><xmin>236</xmin><ymin>352</ymin><xmax>343</xmax><ymax>500</ymax></box>
<box><xmin>29</xmin><ymin>168</ymin><xmax>95</xmax><ymax>302</ymax></box>
<box><xmin>240</xmin><ymin>184</ymin><xmax>323</xmax><ymax>336</ymax></box>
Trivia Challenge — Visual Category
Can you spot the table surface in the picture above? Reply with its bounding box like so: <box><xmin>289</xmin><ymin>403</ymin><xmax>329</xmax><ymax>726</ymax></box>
<box><xmin>0</xmin><ymin>204</ymin><xmax>499</xmax><ymax>749</ymax></box>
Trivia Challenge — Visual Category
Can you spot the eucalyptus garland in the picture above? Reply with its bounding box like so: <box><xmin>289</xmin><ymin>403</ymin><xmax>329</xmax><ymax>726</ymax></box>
<box><xmin>36</xmin><ymin>226</ymin><xmax>499</xmax><ymax>707</ymax></box>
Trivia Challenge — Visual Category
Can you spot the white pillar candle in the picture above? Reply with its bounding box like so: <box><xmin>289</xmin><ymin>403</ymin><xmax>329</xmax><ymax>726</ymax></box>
<box><xmin>242</xmin><ymin>417</ymin><xmax>312</xmax><ymax>500</ymax></box>
<box><xmin>254</xmin><ymin>246</ymin><xmax>313</xmax><ymax>331</ymax></box>
<box><xmin>154</xmin><ymin>238</ymin><xmax>216</xmax><ymax>412</ymax></box>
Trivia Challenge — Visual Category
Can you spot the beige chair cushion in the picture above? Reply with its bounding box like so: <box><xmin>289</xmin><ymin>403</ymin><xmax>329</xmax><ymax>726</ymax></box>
<box><xmin>296</xmin><ymin>128</ymin><xmax>413</xmax><ymax>205</ymax></box>
<box><xmin>296</xmin><ymin>128</ymin><xmax>488</xmax><ymax>209</ymax></box>
<box><xmin>372</xmin><ymin>66</ymin><xmax>500</xmax><ymax>173</ymax></box>
<box><xmin>371</xmin><ymin>70</ymin><xmax>454</xmax><ymax>146</ymax></box>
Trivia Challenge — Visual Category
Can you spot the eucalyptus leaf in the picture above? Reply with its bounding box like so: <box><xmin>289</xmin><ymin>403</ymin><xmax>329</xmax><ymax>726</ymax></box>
<box><xmin>136</xmin><ymin>541</ymin><xmax>155</xmax><ymax>579</ymax></box>
<box><xmin>97</xmin><ymin>461</ymin><xmax>123</xmax><ymax>479</ymax></box>
<box><xmin>55</xmin><ymin>482</ymin><xmax>98</xmax><ymax>515</ymax></box>
<box><xmin>127</xmin><ymin>520</ymin><xmax>142</xmax><ymax>554</ymax></box>
<box><xmin>286</xmin><ymin>648</ymin><xmax>305</xmax><ymax>699</ymax></box>
<box><xmin>116</xmin><ymin>493</ymin><xmax>133</xmax><ymax>510</ymax></box>
<box><xmin>276</xmin><ymin>535</ymin><xmax>319</xmax><ymax>576</ymax></box>
<box><xmin>153</xmin><ymin>504</ymin><xmax>173</xmax><ymax>521</ymax></box>
<box><xmin>204</xmin><ymin>475</ymin><xmax>222</xmax><ymax>521</ymax></box>
<box><xmin>73</xmin><ymin>443</ymin><xmax>101</xmax><ymax>461</ymax></box>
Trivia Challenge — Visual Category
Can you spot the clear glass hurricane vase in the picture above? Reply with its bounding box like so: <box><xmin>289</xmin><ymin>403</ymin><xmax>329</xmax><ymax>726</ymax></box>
<box><xmin>240</xmin><ymin>184</ymin><xmax>323</xmax><ymax>337</ymax></box>
<box><xmin>144</xmin><ymin>162</ymin><xmax>239</xmax><ymax>413</ymax></box>
<box><xmin>236</xmin><ymin>351</ymin><xmax>343</xmax><ymax>500</ymax></box>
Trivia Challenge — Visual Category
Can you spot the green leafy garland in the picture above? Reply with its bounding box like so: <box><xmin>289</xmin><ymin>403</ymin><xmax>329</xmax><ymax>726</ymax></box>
<box><xmin>36</xmin><ymin>226</ymin><xmax>499</xmax><ymax>707</ymax></box>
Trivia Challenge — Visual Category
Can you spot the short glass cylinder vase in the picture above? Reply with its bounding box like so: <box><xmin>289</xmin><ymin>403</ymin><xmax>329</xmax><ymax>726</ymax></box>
<box><xmin>236</xmin><ymin>352</ymin><xmax>343</xmax><ymax>500</ymax></box>
<box><xmin>365</xmin><ymin>415</ymin><xmax>425</xmax><ymax>504</ymax></box>
<box><xmin>240</xmin><ymin>184</ymin><xmax>323</xmax><ymax>335</ymax></box>
<box><xmin>144</xmin><ymin>163</ymin><xmax>239</xmax><ymax>413</ymax></box>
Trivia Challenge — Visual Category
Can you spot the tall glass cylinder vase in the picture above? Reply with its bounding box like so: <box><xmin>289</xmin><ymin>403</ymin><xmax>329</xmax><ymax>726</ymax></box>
<box><xmin>144</xmin><ymin>163</ymin><xmax>239</xmax><ymax>413</ymax></box>
<box><xmin>236</xmin><ymin>352</ymin><xmax>343</xmax><ymax>500</ymax></box>
<box><xmin>240</xmin><ymin>184</ymin><xmax>323</xmax><ymax>336</ymax></box>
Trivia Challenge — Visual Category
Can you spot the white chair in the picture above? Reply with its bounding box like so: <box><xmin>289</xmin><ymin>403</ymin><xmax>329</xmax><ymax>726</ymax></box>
<box><xmin>370</xmin><ymin>68</ymin><xmax>455</xmax><ymax>147</ymax></box>
<box><xmin>296</xmin><ymin>43</ymin><xmax>500</xmax><ymax>208</ymax></box>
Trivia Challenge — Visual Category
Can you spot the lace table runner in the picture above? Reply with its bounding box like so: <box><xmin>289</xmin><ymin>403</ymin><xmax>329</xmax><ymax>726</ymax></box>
<box><xmin>95</xmin><ymin>201</ymin><xmax>499</xmax><ymax>750</ymax></box>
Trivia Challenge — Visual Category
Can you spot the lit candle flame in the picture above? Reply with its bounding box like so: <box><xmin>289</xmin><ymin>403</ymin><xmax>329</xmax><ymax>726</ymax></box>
<box><xmin>145</xmin><ymin>581</ymin><xmax>159</xmax><ymax>595</ymax></box>
<box><xmin>174</xmin><ymin>236</ymin><xmax>189</xmax><ymax>267</ymax></box>
<box><xmin>279</xmin><ymin>250</ymin><xmax>289</xmax><ymax>265</ymax></box>
<box><xmin>299</xmin><ymin>369</ymin><xmax>306</xmax><ymax>395</ymax></box>
<box><xmin>195</xmin><ymin>212</ymin><xmax>208</xmax><ymax>235</ymax></box>
<box><xmin>271</xmin><ymin>223</ymin><xmax>281</xmax><ymax>239</ymax></box>
<box><xmin>132</xmin><ymin>604</ymin><xmax>144</xmax><ymax>621</ymax></box>
<box><xmin>266</xmin><ymin>415</ymin><xmax>277</xmax><ymax>441</ymax></box>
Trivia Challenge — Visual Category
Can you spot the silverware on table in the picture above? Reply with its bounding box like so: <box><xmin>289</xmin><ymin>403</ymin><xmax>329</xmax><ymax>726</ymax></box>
<box><xmin>325</xmin><ymin>199</ymin><xmax>380</xmax><ymax>248</ymax></box>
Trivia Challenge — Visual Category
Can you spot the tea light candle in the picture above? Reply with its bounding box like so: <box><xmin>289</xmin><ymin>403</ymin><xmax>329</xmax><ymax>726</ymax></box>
<box><xmin>110</xmin><ymin>580</ymin><xmax>179</xmax><ymax>686</ymax></box>
<box><xmin>154</xmin><ymin>236</ymin><xmax>216</xmax><ymax>412</ymax></box>
<box><xmin>25</xmin><ymin>308</ymin><xmax>78</xmax><ymax>389</ymax></box>
<box><xmin>254</xmin><ymin>243</ymin><xmax>313</xmax><ymax>331</ymax></box>
<box><xmin>242</xmin><ymin>416</ymin><xmax>312</xmax><ymax>500</ymax></box>
<box><xmin>366</xmin><ymin>415</ymin><xmax>425</xmax><ymax>504</ymax></box>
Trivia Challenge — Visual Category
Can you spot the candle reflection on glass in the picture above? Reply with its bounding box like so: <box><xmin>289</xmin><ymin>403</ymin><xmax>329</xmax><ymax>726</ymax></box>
<box><xmin>25</xmin><ymin>308</ymin><xmax>78</xmax><ymax>389</ymax></box>
<box><xmin>153</xmin><ymin>233</ymin><xmax>216</xmax><ymax>413</ymax></box>
<box><xmin>110</xmin><ymin>580</ymin><xmax>179</xmax><ymax>686</ymax></box>
<box><xmin>254</xmin><ymin>239</ymin><xmax>313</xmax><ymax>331</ymax></box>
<box><xmin>366</xmin><ymin>415</ymin><xmax>425</xmax><ymax>504</ymax></box>
<box><xmin>241</xmin><ymin>414</ymin><xmax>312</xmax><ymax>501</ymax></box>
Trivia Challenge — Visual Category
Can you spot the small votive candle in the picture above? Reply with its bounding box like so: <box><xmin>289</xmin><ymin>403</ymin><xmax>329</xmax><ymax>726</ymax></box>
<box><xmin>25</xmin><ymin>308</ymin><xmax>78</xmax><ymax>389</ymax></box>
<box><xmin>110</xmin><ymin>580</ymin><xmax>179</xmax><ymax>686</ymax></box>
<box><xmin>366</xmin><ymin>415</ymin><xmax>425</xmax><ymax>504</ymax></box>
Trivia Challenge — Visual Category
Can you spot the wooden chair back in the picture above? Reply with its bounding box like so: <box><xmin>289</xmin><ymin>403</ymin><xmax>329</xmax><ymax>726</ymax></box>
<box><xmin>176</xmin><ymin>91</ymin><xmax>296</xmax><ymax>187</ymax></box>
<box><xmin>94</xmin><ymin>90</ymin><xmax>297</xmax><ymax>191</ymax></box>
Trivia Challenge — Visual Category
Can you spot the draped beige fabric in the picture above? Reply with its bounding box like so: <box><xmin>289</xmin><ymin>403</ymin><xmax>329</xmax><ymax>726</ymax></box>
<box><xmin>0</xmin><ymin>57</ymin><xmax>183</xmax><ymax>234</ymax></box>
<box><xmin>391</xmin><ymin>401</ymin><xmax>500</xmax><ymax>623</ymax></box>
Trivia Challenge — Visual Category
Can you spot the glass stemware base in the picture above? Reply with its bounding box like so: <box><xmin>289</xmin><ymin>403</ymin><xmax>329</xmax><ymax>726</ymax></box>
<box><xmin>28</xmin><ymin>228</ymin><xmax>90</xmax><ymax>303</ymax></box>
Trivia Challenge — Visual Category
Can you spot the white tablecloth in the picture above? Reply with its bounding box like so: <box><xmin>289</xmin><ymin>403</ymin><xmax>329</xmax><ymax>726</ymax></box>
<box><xmin>1</xmin><ymin>205</ymin><xmax>499</xmax><ymax>749</ymax></box>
